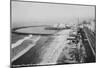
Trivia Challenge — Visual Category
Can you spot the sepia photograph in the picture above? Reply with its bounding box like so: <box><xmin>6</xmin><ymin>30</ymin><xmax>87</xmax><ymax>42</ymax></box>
<box><xmin>11</xmin><ymin>0</ymin><xmax>96</xmax><ymax>68</ymax></box>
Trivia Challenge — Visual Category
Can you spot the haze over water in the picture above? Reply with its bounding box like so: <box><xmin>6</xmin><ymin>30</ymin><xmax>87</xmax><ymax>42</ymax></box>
<box><xmin>11</xmin><ymin>1</ymin><xmax>95</xmax><ymax>28</ymax></box>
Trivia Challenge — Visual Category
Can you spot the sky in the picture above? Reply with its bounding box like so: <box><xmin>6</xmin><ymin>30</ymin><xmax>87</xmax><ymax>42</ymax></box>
<box><xmin>11</xmin><ymin>1</ymin><xmax>95</xmax><ymax>28</ymax></box>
